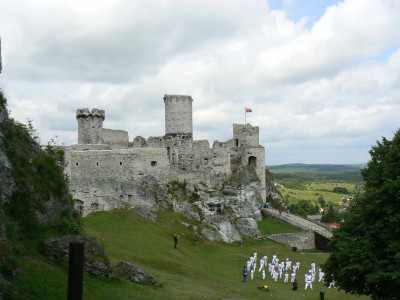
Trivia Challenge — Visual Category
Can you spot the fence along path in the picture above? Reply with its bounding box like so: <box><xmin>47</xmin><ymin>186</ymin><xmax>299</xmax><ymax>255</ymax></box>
<box><xmin>261</xmin><ymin>207</ymin><xmax>333</xmax><ymax>239</ymax></box>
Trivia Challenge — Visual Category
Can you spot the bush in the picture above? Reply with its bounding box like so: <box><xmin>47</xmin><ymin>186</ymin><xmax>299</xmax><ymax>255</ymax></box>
<box><xmin>332</xmin><ymin>187</ymin><xmax>350</xmax><ymax>194</ymax></box>
<box><xmin>289</xmin><ymin>200</ymin><xmax>319</xmax><ymax>217</ymax></box>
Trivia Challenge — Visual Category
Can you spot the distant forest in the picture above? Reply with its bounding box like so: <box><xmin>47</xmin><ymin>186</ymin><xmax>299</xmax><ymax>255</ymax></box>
<box><xmin>268</xmin><ymin>163</ymin><xmax>364</xmax><ymax>183</ymax></box>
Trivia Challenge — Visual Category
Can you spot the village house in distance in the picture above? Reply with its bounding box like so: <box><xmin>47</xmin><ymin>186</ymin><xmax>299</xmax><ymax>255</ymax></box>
<box><xmin>64</xmin><ymin>95</ymin><xmax>266</xmax><ymax>217</ymax></box>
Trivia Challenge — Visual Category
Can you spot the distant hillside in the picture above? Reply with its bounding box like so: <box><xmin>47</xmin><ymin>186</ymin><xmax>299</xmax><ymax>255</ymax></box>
<box><xmin>268</xmin><ymin>163</ymin><xmax>365</xmax><ymax>174</ymax></box>
<box><xmin>267</xmin><ymin>164</ymin><xmax>364</xmax><ymax>183</ymax></box>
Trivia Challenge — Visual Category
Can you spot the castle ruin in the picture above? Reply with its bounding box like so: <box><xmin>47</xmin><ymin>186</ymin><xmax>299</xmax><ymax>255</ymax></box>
<box><xmin>65</xmin><ymin>95</ymin><xmax>266</xmax><ymax>216</ymax></box>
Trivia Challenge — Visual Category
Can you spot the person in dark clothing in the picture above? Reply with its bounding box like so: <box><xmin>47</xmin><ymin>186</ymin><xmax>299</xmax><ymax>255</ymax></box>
<box><xmin>243</xmin><ymin>266</ymin><xmax>248</xmax><ymax>283</ymax></box>
<box><xmin>292</xmin><ymin>280</ymin><xmax>298</xmax><ymax>291</ymax></box>
<box><xmin>174</xmin><ymin>234</ymin><xmax>179</xmax><ymax>248</ymax></box>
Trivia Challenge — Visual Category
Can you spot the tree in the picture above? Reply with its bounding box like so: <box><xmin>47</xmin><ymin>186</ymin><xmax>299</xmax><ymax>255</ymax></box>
<box><xmin>320</xmin><ymin>204</ymin><xmax>341</xmax><ymax>223</ymax></box>
<box><xmin>318</xmin><ymin>195</ymin><xmax>326</xmax><ymax>207</ymax></box>
<box><xmin>323</xmin><ymin>129</ymin><xmax>400</xmax><ymax>299</ymax></box>
<box><xmin>332</xmin><ymin>186</ymin><xmax>350</xmax><ymax>194</ymax></box>
<box><xmin>289</xmin><ymin>200</ymin><xmax>319</xmax><ymax>217</ymax></box>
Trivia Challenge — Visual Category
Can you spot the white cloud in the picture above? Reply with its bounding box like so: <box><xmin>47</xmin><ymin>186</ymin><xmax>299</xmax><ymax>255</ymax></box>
<box><xmin>0</xmin><ymin>0</ymin><xmax>399</xmax><ymax>165</ymax></box>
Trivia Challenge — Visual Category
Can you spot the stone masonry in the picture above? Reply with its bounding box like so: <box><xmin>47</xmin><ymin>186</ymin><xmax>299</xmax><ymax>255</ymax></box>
<box><xmin>65</xmin><ymin>95</ymin><xmax>266</xmax><ymax>216</ymax></box>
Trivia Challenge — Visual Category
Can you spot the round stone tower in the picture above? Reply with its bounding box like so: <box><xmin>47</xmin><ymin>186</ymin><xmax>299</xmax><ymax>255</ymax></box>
<box><xmin>164</xmin><ymin>94</ymin><xmax>193</xmax><ymax>140</ymax></box>
<box><xmin>76</xmin><ymin>108</ymin><xmax>105</xmax><ymax>144</ymax></box>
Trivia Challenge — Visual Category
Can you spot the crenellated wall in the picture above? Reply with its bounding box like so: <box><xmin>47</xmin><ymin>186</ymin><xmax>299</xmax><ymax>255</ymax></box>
<box><xmin>76</xmin><ymin>108</ymin><xmax>105</xmax><ymax>144</ymax></box>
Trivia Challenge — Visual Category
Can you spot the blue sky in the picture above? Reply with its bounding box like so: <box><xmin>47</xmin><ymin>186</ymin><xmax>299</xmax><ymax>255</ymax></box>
<box><xmin>0</xmin><ymin>0</ymin><xmax>399</xmax><ymax>165</ymax></box>
<box><xmin>270</xmin><ymin>0</ymin><xmax>341</xmax><ymax>24</ymax></box>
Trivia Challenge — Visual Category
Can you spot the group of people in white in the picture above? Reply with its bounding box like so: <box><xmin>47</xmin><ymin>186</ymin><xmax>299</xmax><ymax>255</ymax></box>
<box><xmin>244</xmin><ymin>251</ymin><xmax>335</xmax><ymax>289</ymax></box>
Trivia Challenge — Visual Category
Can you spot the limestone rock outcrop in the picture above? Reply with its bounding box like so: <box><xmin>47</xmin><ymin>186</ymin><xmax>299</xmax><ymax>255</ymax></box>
<box><xmin>43</xmin><ymin>235</ymin><xmax>113</xmax><ymax>278</ymax></box>
<box><xmin>115</xmin><ymin>261</ymin><xmax>160</xmax><ymax>286</ymax></box>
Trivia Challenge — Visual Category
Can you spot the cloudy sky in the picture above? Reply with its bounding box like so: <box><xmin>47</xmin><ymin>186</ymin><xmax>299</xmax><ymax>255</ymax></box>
<box><xmin>0</xmin><ymin>0</ymin><xmax>399</xmax><ymax>165</ymax></box>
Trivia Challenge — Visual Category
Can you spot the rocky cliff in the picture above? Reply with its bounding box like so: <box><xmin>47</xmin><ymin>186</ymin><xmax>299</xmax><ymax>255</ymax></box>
<box><xmin>0</xmin><ymin>89</ymin><xmax>81</xmax><ymax>293</ymax></box>
<box><xmin>122</xmin><ymin>165</ymin><xmax>267</xmax><ymax>243</ymax></box>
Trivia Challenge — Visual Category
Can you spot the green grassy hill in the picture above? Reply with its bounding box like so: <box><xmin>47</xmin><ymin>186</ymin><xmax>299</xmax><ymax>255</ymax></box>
<box><xmin>7</xmin><ymin>209</ymin><xmax>370</xmax><ymax>299</ymax></box>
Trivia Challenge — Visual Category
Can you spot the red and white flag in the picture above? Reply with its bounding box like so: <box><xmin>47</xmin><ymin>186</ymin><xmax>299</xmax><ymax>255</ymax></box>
<box><xmin>245</xmin><ymin>107</ymin><xmax>252</xmax><ymax>113</ymax></box>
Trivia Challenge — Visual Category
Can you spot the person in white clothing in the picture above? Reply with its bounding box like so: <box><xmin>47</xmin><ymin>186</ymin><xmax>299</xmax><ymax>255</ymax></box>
<box><xmin>271</xmin><ymin>254</ymin><xmax>277</xmax><ymax>265</ymax></box>
<box><xmin>275</xmin><ymin>258</ymin><xmax>279</xmax><ymax>267</ymax></box>
<box><xmin>247</xmin><ymin>259</ymin><xmax>252</xmax><ymax>272</ymax></box>
<box><xmin>272</xmin><ymin>270</ymin><xmax>279</xmax><ymax>282</ymax></box>
<box><xmin>305</xmin><ymin>273</ymin><xmax>313</xmax><ymax>289</ymax></box>
<box><xmin>284</xmin><ymin>272</ymin><xmax>289</xmax><ymax>283</ymax></box>
<box><xmin>318</xmin><ymin>268</ymin><xmax>324</xmax><ymax>283</ymax></box>
<box><xmin>290</xmin><ymin>271</ymin><xmax>296</xmax><ymax>283</ymax></box>
<box><xmin>251</xmin><ymin>269</ymin><xmax>254</xmax><ymax>280</ymax></box>
<box><xmin>258</xmin><ymin>257</ymin><xmax>265</xmax><ymax>272</ymax></box>
<box><xmin>328</xmin><ymin>275</ymin><xmax>336</xmax><ymax>288</ymax></box>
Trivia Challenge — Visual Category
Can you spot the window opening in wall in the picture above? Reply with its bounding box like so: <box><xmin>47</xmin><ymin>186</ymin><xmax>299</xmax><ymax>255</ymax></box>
<box><xmin>76</xmin><ymin>162</ymin><xmax>79</xmax><ymax>167</ymax></box>
<box><xmin>204</xmin><ymin>158</ymin><xmax>209</xmax><ymax>165</ymax></box>
<box><xmin>234</xmin><ymin>139</ymin><xmax>239</xmax><ymax>147</ymax></box>
<box><xmin>120</xmin><ymin>162</ymin><xmax>122</xmax><ymax>166</ymax></box>
<box><xmin>151</xmin><ymin>161</ymin><xmax>157</xmax><ymax>166</ymax></box>
<box><xmin>167</xmin><ymin>147</ymin><xmax>171</xmax><ymax>160</ymax></box>
<box><xmin>248</xmin><ymin>156</ymin><xmax>257</xmax><ymax>168</ymax></box>
<box><xmin>96</xmin><ymin>162</ymin><xmax>99</xmax><ymax>166</ymax></box>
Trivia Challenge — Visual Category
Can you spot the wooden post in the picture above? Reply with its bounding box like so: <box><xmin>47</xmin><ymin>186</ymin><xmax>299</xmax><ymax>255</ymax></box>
<box><xmin>68</xmin><ymin>242</ymin><xmax>84</xmax><ymax>300</ymax></box>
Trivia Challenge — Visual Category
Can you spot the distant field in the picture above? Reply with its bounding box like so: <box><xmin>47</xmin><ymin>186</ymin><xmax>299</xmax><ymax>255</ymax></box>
<box><xmin>278</xmin><ymin>182</ymin><xmax>357</xmax><ymax>206</ymax></box>
<box><xmin>268</xmin><ymin>163</ymin><xmax>365</xmax><ymax>174</ymax></box>
<box><xmin>268</xmin><ymin>164</ymin><xmax>363</xmax><ymax>206</ymax></box>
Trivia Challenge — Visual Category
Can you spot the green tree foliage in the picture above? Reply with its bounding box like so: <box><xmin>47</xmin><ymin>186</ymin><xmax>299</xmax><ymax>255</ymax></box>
<box><xmin>332</xmin><ymin>186</ymin><xmax>350</xmax><ymax>194</ymax></box>
<box><xmin>320</xmin><ymin>204</ymin><xmax>341</xmax><ymax>223</ymax></box>
<box><xmin>318</xmin><ymin>195</ymin><xmax>326</xmax><ymax>207</ymax></box>
<box><xmin>0</xmin><ymin>94</ymin><xmax>80</xmax><ymax>237</ymax></box>
<box><xmin>323</xmin><ymin>129</ymin><xmax>400</xmax><ymax>299</ymax></box>
<box><xmin>289</xmin><ymin>200</ymin><xmax>319</xmax><ymax>217</ymax></box>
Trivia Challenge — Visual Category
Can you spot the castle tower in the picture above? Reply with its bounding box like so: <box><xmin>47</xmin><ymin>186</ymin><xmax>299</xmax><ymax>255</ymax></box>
<box><xmin>164</xmin><ymin>94</ymin><xmax>193</xmax><ymax>140</ymax></box>
<box><xmin>233</xmin><ymin>124</ymin><xmax>259</xmax><ymax>147</ymax></box>
<box><xmin>76</xmin><ymin>108</ymin><xmax>105</xmax><ymax>144</ymax></box>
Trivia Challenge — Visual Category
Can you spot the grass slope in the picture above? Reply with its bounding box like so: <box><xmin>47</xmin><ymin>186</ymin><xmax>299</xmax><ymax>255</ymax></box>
<box><xmin>8</xmin><ymin>210</ymin><xmax>370</xmax><ymax>299</ymax></box>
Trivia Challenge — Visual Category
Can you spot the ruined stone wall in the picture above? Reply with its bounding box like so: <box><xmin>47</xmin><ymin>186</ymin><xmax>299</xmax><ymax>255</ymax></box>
<box><xmin>164</xmin><ymin>94</ymin><xmax>193</xmax><ymax>137</ymax></box>
<box><xmin>132</xmin><ymin>136</ymin><xmax>147</xmax><ymax>147</ymax></box>
<box><xmin>244</xmin><ymin>146</ymin><xmax>266</xmax><ymax>199</ymax></box>
<box><xmin>267</xmin><ymin>231</ymin><xmax>315</xmax><ymax>250</ymax></box>
<box><xmin>169</xmin><ymin>166</ymin><xmax>212</xmax><ymax>185</ymax></box>
<box><xmin>147</xmin><ymin>136</ymin><xmax>165</xmax><ymax>148</ymax></box>
<box><xmin>211</xmin><ymin>146</ymin><xmax>231</xmax><ymax>175</ymax></box>
<box><xmin>70</xmin><ymin>148</ymin><xmax>169</xmax><ymax>183</ymax></box>
<box><xmin>101</xmin><ymin>128</ymin><xmax>129</xmax><ymax>148</ymax></box>
<box><xmin>192</xmin><ymin>140</ymin><xmax>212</xmax><ymax>170</ymax></box>
<box><xmin>233</xmin><ymin>124</ymin><xmax>259</xmax><ymax>147</ymax></box>
<box><xmin>76</xmin><ymin>108</ymin><xmax>105</xmax><ymax>144</ymax></box>
<box><xmin>69</xmin><ymin>148</ymin><xmax>169</xmax><ymax>215</ymax></box>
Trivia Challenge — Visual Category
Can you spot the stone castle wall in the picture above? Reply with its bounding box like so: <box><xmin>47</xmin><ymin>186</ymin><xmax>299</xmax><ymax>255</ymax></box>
<box><xmin>69</xmin><ymin>94</ymin><xmax>266</xmax><ymax>215</ymax></box>
<box><xmin>68</xmin><ymin>148</ymin><xmax>169</xmax><ymax>215</ymax></box>
<box><xmin>101</xmin><ymin>128</ymin><xmax>129</xmax><ymax>148</ymax></box>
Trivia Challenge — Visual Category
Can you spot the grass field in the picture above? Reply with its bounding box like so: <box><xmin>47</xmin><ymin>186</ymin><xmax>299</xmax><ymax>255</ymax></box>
<box><xmin>6</xmin><ymin>209</ymin><xmax>370</xmax><ymax>299</ymax></box>
<box><xmin>277</xmin><ymin>182</ymin><xmax>357</xmax><ymax>206</ymax></box>
<box><xmin>4</xmin><ymin>211</ymin><xmax>369</xmax><ymax>300</ymax></box>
